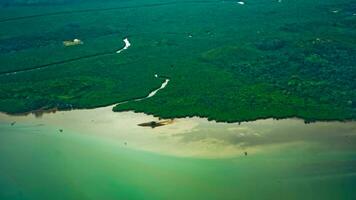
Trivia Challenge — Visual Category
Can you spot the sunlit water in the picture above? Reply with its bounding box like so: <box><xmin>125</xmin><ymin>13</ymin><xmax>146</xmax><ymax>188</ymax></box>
<box><xmin>0</xmin><ymin>0</ymin><xmax>355</xmax><ymax>198</ymax></box>
<box><xmin>1</xmin><ymin>107</ymin><xmax>355</xmax><ymax>199</ymax></box>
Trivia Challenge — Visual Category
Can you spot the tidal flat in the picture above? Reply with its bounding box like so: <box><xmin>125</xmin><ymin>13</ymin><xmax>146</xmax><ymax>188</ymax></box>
<box><xmin>0</xmin><ymin>0</ymin><xmax>356</xmax><ymax>199</ymax></box>
<box><xmin>1</xmin><ymin>107</ymin><xmax>356</xmax><ymax>199</ymax></box>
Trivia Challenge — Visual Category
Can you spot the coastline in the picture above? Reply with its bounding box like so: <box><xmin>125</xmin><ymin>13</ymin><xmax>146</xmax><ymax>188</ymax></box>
<box><xmin>1</xmin><ymin>71</ymin><xmax>355</xmax><ymax>158</ymax></box>
<box><xmin>1</xmin><ymin>105</ymin><xmax>356</xmax><ymax>158</ymax></box>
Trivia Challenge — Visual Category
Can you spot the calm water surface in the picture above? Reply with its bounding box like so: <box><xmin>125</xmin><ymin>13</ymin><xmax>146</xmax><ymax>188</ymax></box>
<box><xmin>0</xmin><ymin>106</ymin><xmax>355</xmax><ymax>199</ymax></box>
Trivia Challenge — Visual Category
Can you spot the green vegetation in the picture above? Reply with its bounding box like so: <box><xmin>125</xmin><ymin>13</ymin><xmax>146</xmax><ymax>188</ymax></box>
<box><xmin>0</xmin><ymin>0</ymin><xmax>355</xmax><ymax>122</ymax></box>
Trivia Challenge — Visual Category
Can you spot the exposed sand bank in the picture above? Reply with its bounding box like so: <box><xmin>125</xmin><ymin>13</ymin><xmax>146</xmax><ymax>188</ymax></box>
<box><xmin>1</xmin><ymin>106</ymin><xmax>355</xmax><ymax>158</ymax></box>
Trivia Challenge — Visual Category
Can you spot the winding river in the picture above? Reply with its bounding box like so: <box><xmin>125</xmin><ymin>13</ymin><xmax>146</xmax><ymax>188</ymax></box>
<box><xmin>1</xmin><ymin>102</ymin><xmax>356</xmax><ymax>199</ymax></box>
<box><xmin>116</xmin><ymin>38</ymin><xmax>131</xmax><ymax>54</ymax></box>
<box><xmin>0</xmin><ymin>35</ymin><xmax>355</xmax><ymax>200</ymax></box>
<box><xmin>0</xmin><ymin>37</ymin><xmax>131</xmax><ymax>76</ymax></box>
<box><xmin>0</xmin><ymin>40</ymin><xmax>355</xmax><ymax>198</ymax></box>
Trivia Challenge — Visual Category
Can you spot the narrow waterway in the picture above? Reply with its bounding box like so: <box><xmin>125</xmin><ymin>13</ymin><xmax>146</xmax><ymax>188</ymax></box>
<box><xmin>0</xmin><ymin>37</ymin><xmax>131</xmax><ymax>76</ymax></box>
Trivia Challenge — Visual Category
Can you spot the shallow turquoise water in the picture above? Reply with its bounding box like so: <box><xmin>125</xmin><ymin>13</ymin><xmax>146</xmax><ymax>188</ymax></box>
<box><xmin>1</xmin><ymin>120</ymin><xmax>356</xmax><ymax>200</ymax></box>
<box><xmin>0</xmin><ymin>0</ymin><xmax>355</xmax><ymax>198</ymax></box>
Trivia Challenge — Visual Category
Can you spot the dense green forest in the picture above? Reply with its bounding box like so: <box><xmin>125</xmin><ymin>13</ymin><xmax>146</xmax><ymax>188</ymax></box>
<box><xmin>0</xmin><ymin>0</ymin><xmax>355</xmax><ymax>122</ymax></box>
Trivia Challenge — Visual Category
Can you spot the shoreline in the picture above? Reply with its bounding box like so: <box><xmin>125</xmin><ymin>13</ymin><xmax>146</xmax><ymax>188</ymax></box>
<box><xmin>1</xmin><ymin>102</ymin><xmax>354</xmax><ymax>125</ymax></box>
<box><xmin>1</xmin><ymin>105</ymin><xmax>356</xmax><ymax>158</ymax></box>
<box><xmin>0</xmin><ymin>42</ymin><xmax>354</xmax><ymax>125</ymax></box>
